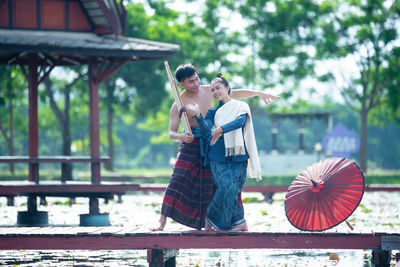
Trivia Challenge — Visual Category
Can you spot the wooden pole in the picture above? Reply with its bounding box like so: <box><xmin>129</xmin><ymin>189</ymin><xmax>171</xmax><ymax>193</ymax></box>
<box><xmin>164</xmin><ymin>61</ymin><xmax>191</xmax><ymax>134</ymax></box>
<box><xmin>88</xmin><ymin>57</ymin><xmax>101</xmax><ymax>184</ymax></box>
<box><xmin>27</xmin><ymin>53</ymin><xmax>39</xmax><ymax>183</ymax></box>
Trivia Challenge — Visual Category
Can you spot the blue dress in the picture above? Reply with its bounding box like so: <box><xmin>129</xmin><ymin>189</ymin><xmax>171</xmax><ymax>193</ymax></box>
<box><xmin>195</xmin><ymin>102</ymin><xmax>249</xmax><ymax>230</ymax></box>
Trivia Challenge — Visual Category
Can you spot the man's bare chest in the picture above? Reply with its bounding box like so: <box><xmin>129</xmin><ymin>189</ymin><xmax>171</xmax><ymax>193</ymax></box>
<box><xmin>182</xmin><ymin>96</ymin><xmax>212</xmax><ymax>115</ymax></box>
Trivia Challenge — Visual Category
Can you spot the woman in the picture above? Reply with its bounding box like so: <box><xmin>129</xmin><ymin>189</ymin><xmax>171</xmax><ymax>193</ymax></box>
<box><xmin>187</xmin><ymin>73</ymin><xmax>262</xmax><ymax>231</ymax></box>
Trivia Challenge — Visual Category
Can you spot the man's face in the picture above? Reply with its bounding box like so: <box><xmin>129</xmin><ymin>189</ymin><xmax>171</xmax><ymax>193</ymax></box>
<box><xmin>179</xmin><ymin>73</ymin><xmax>200</xmax><ymax>92</ymax></box>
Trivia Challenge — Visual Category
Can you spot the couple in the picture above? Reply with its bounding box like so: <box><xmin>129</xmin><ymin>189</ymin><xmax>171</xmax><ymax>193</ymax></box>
<box><xmin>151</xmin><ymin>63</ymin><xmax>279</xmax><ymax>231</ymax></box>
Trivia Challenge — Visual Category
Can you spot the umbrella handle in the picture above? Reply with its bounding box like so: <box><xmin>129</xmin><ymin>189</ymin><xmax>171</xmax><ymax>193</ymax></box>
<box><xmin>345</xmin><ymin>220</ymin><xmax>354</xmax><ymax>230</ymax></box>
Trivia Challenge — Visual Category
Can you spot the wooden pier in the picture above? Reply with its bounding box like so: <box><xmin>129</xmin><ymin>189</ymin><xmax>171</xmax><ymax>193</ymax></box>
<box><xmin>1</xmin><ymin>181</ymin><xmax>400</xmax><ymax>227</ymax></box>
<box><xmin>0</xmin><ymin>227</ymin><xmax>399</xmax><ymax>266</ymax></box>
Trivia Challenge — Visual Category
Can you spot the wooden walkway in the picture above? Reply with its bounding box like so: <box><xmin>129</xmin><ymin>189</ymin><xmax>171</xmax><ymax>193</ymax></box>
<box><xmin>139</xmin><ymin>183</ymin><xmax>400</xmax><ymax>192</ymax></box>
<box><xmin>0</xmin><ymin>227</ymin><xmax>399</xmax><ymax>266</ymax></box>
<box><xmin>0</xmin><ymin>181</ymin><xmax>140</xmax><ymax>197</ymax></box>
<box><xmin>0</xmin><ymin>227</ymin><xmax>396</xmax><ymax>250</ymax></box>
<box><xmin>2</xmin><ymin>182</ymin><xmax>400</xmax><ymax>197</ymax></box>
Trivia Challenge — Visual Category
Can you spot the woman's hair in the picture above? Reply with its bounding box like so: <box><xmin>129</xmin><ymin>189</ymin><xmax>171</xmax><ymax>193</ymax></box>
<box><xmin>211</xmin><ymin>72</ymin><xmax>231</xmax><ymax>94</ymax></box>
<box><xmin>175</xmin><ymin>63</ymin><xmax>198</xmax><ymax>82</ymax></box>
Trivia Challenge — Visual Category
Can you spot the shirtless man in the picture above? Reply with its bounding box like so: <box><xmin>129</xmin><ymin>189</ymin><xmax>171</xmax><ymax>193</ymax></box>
<box><xmin>151</xmin><ymin>63</ymin><xmax>279</xmax><ymax>231</ymax></box>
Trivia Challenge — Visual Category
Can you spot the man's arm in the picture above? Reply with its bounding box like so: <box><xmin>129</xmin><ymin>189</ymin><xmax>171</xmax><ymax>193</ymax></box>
<box><xmin>169</xmin><ymin>103</ymin><xmax>194</xmax><ymax>143</ymax></box>
<box><xmin>230</xmin><ymin>89</ymin><xmax>280</xmax><ymax>106</ymax></box>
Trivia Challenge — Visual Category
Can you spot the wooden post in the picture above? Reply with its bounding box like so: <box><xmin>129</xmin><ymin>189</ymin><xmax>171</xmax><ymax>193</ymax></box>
<box><xmin>147</xmin><ymin>249</ymin><xmax>178</xmax><ymax>267</ymax></box>
<box><xmin>89</xmin><ymin>197</ymin><xmax>99</xmax><ymax>214</ymax></box>
<box><xmin>88</xmin><ymin>57</ymin><xmax>101</xmax><ymax>184</ymax></box>
<box><xmin>372</xmin><ymin>249</ymin><xmax>391</xmax><ymax>266</ymax></box>
<box><xmin>271</xmin><ymin>117</ymin><xmax>278</xmax><ymax>154</ymax></box>
<box><xmin>27</xmin><ymin>195</ymin><xmax>38</xmax><ymax>212</ymax></box>
<box><xmin>88</xmin><ymin>57</ymin><xmax>101</xmax><ymax>218</ymax></box>
<box><xmin>27</xmin><ymin>53</ymin><xmax>39</xmax><ymax>183</ymax></box>
<box><xmin>27</xmin><ymin>54</ymin><xmax>40</xmax><ymax>222</ymax></box>
<box><xmin>6</xmin><ymin>196</ymin><xmax>14</xmax><ymax>206</ymax></box>
<box><xmin>298</xmin><ymin>118</ymin><xmax>305</xmax><ymax>154</ymax></box>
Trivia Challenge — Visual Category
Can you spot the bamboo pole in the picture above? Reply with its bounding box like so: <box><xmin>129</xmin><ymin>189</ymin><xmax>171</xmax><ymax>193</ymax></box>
<box><xmin>164</xmin><ymin>61</ymin><xmax>191</xmax><ymax>134</ymax></box>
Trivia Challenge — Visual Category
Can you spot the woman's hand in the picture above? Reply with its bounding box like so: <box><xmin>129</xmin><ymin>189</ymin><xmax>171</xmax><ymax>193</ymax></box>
<box><xmin>211</xmin><ymin>127</ymin><xmax>223</xmax><ymax>145</ymax></box>
<box><xmin>185</xmin><ymin>102</ymin><xmax>201</xmax><ymax>118</ymax></box>
<box><xmin>259</xmin><ymin>92</ymin><xmax>280</xmax><ymax>106</ymax></box>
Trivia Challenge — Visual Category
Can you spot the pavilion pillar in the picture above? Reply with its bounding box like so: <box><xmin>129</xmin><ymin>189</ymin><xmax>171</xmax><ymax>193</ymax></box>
<box><xmin>88</xmin><ymin>57</ymin><xmax>101</xmax><ymax>184</ymax></box>
<box><xmin>18</xmin><ymin>53</ymin><xmax>55</xmax><ymax>226</ymax></box>
<box><xmin>80</xmin><ymin>57</ymin><xmax>110</xmax><ymax>226</ymax></box>
<box><xmin>27</xmin><ymin>54</ymin><xmax>39</xmax><ymax>183</ymax></box>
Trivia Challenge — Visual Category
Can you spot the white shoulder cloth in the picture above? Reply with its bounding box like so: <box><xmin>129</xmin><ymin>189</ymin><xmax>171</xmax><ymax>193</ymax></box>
<box><xmin>214</xmin><ymin>99</ymin><xmax>262</xmax><ymax>180</ymax></box>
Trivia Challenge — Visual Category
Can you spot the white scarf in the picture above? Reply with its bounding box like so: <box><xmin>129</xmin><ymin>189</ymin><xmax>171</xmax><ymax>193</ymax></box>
<box><xmin>214</xmin><ymin>99</ymin><xmax>262</xmax><ymax>180</ymax></box>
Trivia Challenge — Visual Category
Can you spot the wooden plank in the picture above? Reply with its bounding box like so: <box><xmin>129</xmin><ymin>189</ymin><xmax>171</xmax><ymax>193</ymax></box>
<box><xmin>243</xmin><ymin>186</ymin><xmax>288</xmax><ymax>192</ymax></box>
<box><xmin>25</xmin><ymin>227</ymin><xmax>56</xmax><ymax>235</ymax></box>
<box><xmin>3</xmin><ymin>227</ymin><xmax>43</xmax><ymax>235</ymax></box>
<box><xmin>137</xmin><ymin>184</ymin><xmax>166</xmax><ymax>192</ymax></box>
<box><xmin>0</xmin><ymin>182</ymin><xmax>139</xmax><ymax>196</ymax></box>
<box><xmin>0</xmin><ymin>232</ymin><xmax>385</xmax><ymax>250</ymax></box>
<box><xmin>381</xmin><ymin>235</ymin><xmax>400</xmax><ymax>250</ymax></box>
<box><xmin>365</xmin><ymin>184</ymin><xmax>400</xmax><ymax>192</ymax></box>
<box><xmin>137</xmin><ymin>184</ymin><xmax>290</xmax><ymax>193</ymax></box>
<box><xmin>0</xmin><ymin>227</ymin><xmax>32</xmax><ymax>234</ymax></box>
<box><xmin>76</xmin><ymin>226</ymin><xmax>107</xmax><ymax>236</ymax></box>
<box><xmin>86</xmin><ymin>227</ymin><xmax>110</xmax><ymax>235</ymax></box>
<box><xmin>99</xmin><ymin>226</ymin><xmax>140</xmax><ymax>236</ymax></box>
<box><xmin>49</xmin><ymin>227</ymin><xmax>88</xmax><ymax>236</ymax></box>
<box><xmin>32</xmin><ymin>227</ymin><xmax>74</xmax><ymax>235</ymax></box>
<box><xmin>0</xmin><ymin>228</ymin><xmax>14</xmax><ymax>234</ymax></box>
<box><xmin>164</xmin><ymin>61</ymin><xmax>191</xmax><ymax>134</ymax></box>
<box><xmin>137</xmin><ymin>184</ymin><xmax>400</xmax><ymax>193</ymax></box>
<box><xmin>1</xmin><ymin>183</ymin><xmax>400</xmax><ymax>198</ymax></box>
<box><xmin>0</xmin><ymin>156</ymin><xmax>109</xmax><ymax>163</ymax></box>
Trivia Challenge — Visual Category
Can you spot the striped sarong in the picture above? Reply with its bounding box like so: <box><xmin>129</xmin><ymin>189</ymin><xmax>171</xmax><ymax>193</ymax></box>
<box><xmin>161</xmin><ymin>138</ymin><xmax>215</xmax><ymax>229</ymax></box>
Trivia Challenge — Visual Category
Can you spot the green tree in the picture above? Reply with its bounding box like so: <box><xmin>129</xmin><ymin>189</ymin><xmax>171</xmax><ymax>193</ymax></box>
<box><xmin>100</xmin><ymin>2</ymin><xmax>179</xmax><ymax>169</ymax></box>
<box><xmin>43</xmin><ymin>68</ymin><xmax>84</xmax><ymax>180</ymax></box>
<box><xmin>314</xmin><ymin>0</ymin><xmax>400</xmax><ymax>172</ymax></box>
<box><xmin>103</xmin><ymin>0</ymin><xmax>219</xmax><ymax>168</ymax></box>
<box><xmin>234</xmin><ymin>0</ymin><xmax>400</xmax><ymax>172</ymax></box>
<box><xmin>0</xmin><ymin>66</ymin><xmax>27</xmax><ymax>174</ymax></box>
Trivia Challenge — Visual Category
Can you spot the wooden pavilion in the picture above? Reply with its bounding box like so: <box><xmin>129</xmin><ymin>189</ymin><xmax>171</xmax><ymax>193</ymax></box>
<box><xmin>270</xmin><ymin>112</ymin><xmax>332</xmax><ymax>153</ymax></box>
<box><xmin>0</xmin><ymin>0</ymin><xmax>179</xmax><ymax>226</ymax></box>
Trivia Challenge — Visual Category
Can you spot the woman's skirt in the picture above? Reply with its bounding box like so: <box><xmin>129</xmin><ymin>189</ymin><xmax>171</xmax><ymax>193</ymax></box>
<box><xmin>206</xmin><ymin>160</ymin><xmax>248</xmax><ymax>230</ymax></box>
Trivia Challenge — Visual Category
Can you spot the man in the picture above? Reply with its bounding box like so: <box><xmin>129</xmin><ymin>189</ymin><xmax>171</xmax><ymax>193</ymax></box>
<box><xmin>150</xmin><ymin>63</ymin><xmax>279</xmax><ymax>231</ymax></box>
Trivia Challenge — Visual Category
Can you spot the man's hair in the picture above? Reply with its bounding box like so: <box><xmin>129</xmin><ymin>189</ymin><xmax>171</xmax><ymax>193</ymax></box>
<box><xmin>174</xmin><ymin>63</ymin><xmax>198</xmax><ymax>82</ymax></box>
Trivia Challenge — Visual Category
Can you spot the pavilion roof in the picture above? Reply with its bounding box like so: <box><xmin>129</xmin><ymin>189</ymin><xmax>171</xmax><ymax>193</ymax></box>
<box><xmin>80</xmin><ymin>0</ymin><xmax>126</xmax><ymax>35</ymax></box>
<box><xmin>0</xmin><ymin>29</ymin><xmax>179</xmax><ymax>66</ymax></box>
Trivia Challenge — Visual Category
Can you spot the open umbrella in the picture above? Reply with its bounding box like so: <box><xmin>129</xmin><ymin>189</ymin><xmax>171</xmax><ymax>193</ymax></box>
<box><xmin>284</xmin><ymin>157</ymin><xmax>364</xmax><ymax>231</ymax></box>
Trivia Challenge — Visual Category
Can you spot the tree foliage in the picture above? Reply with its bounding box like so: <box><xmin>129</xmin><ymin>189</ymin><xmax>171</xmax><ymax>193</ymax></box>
<box><xmin>230</xmin><ymin>0</ymin><xmax>400</xmax><ymax>172</ymax></box>
<box><xmin>1</xmin><ymin>0</ymin><xmax>400</xmax><ymax>173</ymax></box>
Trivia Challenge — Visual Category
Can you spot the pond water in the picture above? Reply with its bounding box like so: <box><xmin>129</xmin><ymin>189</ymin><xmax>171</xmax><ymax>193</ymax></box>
<box><xmin>0</xmin><ymin>191</ymin><xmax>399</xmax><ymax>266</ymax></box>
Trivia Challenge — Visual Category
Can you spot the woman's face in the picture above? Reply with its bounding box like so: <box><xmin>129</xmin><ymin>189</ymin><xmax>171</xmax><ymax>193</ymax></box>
<box><xmin>211</xmin><ymin>81</ymin><xmax>230</xmax><ymax>102</ymax></box>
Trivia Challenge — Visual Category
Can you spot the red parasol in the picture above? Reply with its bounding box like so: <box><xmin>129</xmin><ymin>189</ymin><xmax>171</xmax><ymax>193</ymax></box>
<box><xmin>284</xmin><ymin>157</ymin><xmax>365</xmax><ymax>231</ymax></box>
